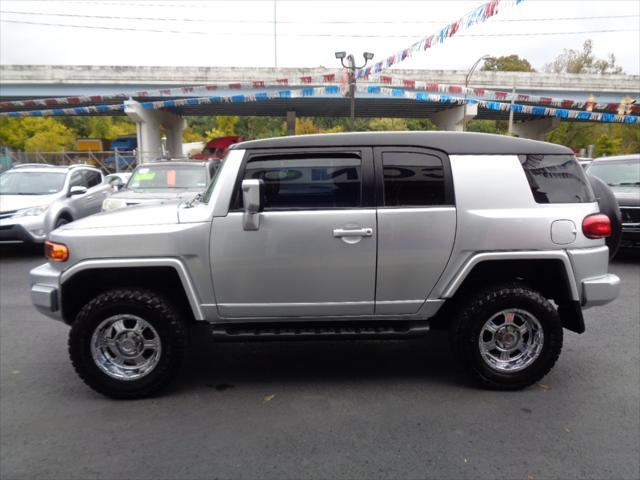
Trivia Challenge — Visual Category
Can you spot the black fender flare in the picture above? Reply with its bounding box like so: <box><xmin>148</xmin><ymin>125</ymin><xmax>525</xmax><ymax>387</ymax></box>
<box><xmin>588</xmin><ymin>174</ymin><xmax>622</xmax><ymax>258</ymax></box>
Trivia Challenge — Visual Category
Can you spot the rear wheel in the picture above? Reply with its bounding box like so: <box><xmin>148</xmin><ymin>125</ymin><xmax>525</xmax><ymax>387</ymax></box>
<box><xmin>450</xmin><ymin>285</ymin><xmax>563</xmax><ymax>390</ymax></box>
<box><xmin>69</xmin><ymin>289</ymin><xmax>187</xmax><ymax>399</ymax></box>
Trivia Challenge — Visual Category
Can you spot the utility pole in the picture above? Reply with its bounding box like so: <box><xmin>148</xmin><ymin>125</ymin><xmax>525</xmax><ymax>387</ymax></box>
<box><xmin>507</xmin><ymin>78</ymin><xmax>517</xmax><ymax>136</ymax></box>
<box><xmin>463</xmin><ymin>54</ymin><xmax>490</xmax><ymax>131</ymax></box>
<box><xmin>335</xmin><ymin>51</ymin><xmax>374</xmax><ymax>131</ymax></box>
<box><xmin>273</xmin><ymin>0</ymin><xmax>278</xmax><ymax>68</ymax></box>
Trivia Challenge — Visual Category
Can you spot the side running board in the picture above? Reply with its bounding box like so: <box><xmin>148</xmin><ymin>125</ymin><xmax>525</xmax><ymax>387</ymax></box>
<box><xmin>211</xmin><ymin>321</ymin><xmax>430</xmax><ymax>341</ymax></box>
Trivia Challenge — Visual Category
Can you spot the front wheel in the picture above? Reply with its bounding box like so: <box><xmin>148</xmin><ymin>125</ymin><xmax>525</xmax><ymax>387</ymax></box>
<box><xmin>450</xmin><ymin>285</ymin><xmax>563</xmax><ymax>390</ymax></box>
<box><xmin>69</xmin><ymin>289</ymin><xmax>187</xmax><ymax>399</ymax></box>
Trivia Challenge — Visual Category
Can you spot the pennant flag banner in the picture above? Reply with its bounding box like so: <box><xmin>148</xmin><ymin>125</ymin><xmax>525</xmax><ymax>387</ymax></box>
<box><xmin>3</xmin><ymin>86</ymin><xmax>636</xmax><ymax>125</ymax></box>
<box><xmin>356</xmin><ymin>0</ymin><xmax>526</xmax><ymax>79</ymax></box>
<box><xmin>2</xmin><ymin>69</ymin><xmax>636</xmax><ymax>116</ymax></box>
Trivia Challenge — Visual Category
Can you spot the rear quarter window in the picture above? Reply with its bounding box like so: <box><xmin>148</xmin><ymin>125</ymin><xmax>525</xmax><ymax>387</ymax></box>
<box><xmin>519</xmin><ymin>154</ymin><xmax>595</xmax><ymax>204</ymax></box>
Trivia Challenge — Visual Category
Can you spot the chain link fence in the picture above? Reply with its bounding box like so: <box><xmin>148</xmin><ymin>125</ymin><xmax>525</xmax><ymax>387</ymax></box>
<box><xmin>1</xmin><ymin>150</ymin><xmax>143</xmax><ymax>173</ymax></box>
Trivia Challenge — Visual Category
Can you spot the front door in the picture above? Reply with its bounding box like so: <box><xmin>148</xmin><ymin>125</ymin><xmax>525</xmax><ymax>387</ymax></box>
<box><xmin>211</xmin><ymin>148</ymin><xmax>376</xmax><ymax>319</ymax></box>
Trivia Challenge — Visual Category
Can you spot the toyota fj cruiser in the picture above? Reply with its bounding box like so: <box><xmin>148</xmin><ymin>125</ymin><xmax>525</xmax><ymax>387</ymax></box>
<box><xmin>30</xmin><ymin>132</ymin><xmax>621</xmax><ymax>398</ymax></box>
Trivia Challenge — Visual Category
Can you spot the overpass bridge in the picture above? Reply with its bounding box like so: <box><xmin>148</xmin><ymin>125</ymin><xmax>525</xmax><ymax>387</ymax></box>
<box><xmin>1</xmin><ymin>65</ymin><xmax>638</xmax><ymax>160</ymax></box>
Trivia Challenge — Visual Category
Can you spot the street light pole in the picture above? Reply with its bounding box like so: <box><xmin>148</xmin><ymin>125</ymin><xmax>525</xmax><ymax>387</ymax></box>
<box><xmin>463</xmin><ymin>54</ymin><xmax>490</xmax><ymax>132</ymax></box>
<box><xmin>336</xmin><ymin>51</ymin><xmax>374</xmax><ymax>132</ymax></box>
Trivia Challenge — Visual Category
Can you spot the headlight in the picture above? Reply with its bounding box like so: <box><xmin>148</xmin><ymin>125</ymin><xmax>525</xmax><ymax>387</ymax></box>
<box><xmin>14</xmin><ymin>205</ymin><xmax>49</xmax><ymax>217</ymax></box>
<box><xmin>102</xmin><ymin>197</ymin><xmax>127</xmax><ymax>211</ymax></box>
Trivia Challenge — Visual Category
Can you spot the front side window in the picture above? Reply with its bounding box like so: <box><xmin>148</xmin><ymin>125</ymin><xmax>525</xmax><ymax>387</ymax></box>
<box><xmin>382</xmin><ymin>152</ymin><xmax>446</xmax><ymax>206</ymax></box>
<box><xmin>69</xmin><ymin>171</ymin><xmax>87</xmax><ymax>188</ymax></box>
<box><xmin>519</xmin><ymin>154</ymin><xmax>595</xmax><ymax>203</ymax></box>
<box><xmin>239</xmin><ymin>155</ymin><xmax>362</xmax><ymax>209</ymax></box>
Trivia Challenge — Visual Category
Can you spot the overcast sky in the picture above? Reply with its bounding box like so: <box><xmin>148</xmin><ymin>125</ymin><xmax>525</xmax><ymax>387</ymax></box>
<box><xmin>1</xmin><ymin>0</ymin><xmax>639</xmax><ymax>74</ymax></box>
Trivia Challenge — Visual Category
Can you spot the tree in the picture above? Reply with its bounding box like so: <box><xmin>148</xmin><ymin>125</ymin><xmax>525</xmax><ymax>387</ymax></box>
<box><xmin>481</xmin><ymin>55</ymin><xmax>535</xmax><ymax>72</ymax></box>
<box><xmin>295</xmin><ymin>118</ymin><xmax>319</xmax><ymax>135</ymax></box>
<box><xmin>544</xmin><ymin>39</ymin><xmax>623</xmax><ymax>74</ymax></box>
<box><xmin>594</xmin><ymin>134</ymin><xmax>622</xmax><ymax>157</ymax></box>
<box><xmin>0</xmin><ymin>117</ymin><xmax>75</xmax><ymax>151</ymax></box>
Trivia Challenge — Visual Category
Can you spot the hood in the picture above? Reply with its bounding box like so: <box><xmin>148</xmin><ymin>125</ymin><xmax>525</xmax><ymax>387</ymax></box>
<box><xmin>0</xmin><ymin>193</ymin><xmax>60</xmax><ymax>213</ymax></box>
<box><xmin>61</xmin><ymin>201</ymin><xmax>181</xmax><ymax>230</ymax></box>
<box><xmin>610</xmin><ymin>185</ymin><xmax>640</xmax><ymax>207</ymax></box>
<box><xmin>111</xmin><ymin>189</ymin><xmax>199</xmax><ymax>203</ymax></box>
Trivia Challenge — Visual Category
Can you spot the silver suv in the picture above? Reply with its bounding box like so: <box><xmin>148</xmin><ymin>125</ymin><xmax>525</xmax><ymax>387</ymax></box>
<box><xmin>29</xmin><ymin>132</ymin><xmax>621</xmax><ymax>398</ymax></box>
<box><xmin>0</xmin><ymin>164</ymin><xmax>111</xmax><ymax>244</ymax></box>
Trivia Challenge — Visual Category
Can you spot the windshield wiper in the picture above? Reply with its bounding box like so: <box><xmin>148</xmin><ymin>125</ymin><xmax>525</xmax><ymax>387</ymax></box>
<box><xmin>608</xmin><ymin>182</ymin><xmax>640</xmax><ymax>187</ymax></box>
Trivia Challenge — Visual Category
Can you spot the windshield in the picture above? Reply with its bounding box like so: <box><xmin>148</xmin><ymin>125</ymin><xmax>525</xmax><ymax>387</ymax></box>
<box><xmin>127</xmin><ymin>164</ymin><xmax>207</xmax><ymax>190</ymax></box>
<box><xmin>587</xmin><ymin>160</ymin><xmax>640</xmax><ymax>187</ymax></box>
<box><xmin>202</xmin><ymin>162</ymin><xmax>224</xmax><ymax>203</ymax></box>
<box><xmin>0</xmin><ymin>171</ymin><xmax>66</xmax><ymax>195</ymax></box>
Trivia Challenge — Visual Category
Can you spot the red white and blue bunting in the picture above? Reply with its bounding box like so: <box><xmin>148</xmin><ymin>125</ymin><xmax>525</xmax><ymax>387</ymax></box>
<box><xmin>3</xmin><ymin>86</ymin><xmax>637</xmax><ymax>124</ymax></box>
<box><xmin>356</xmin><ymin>0</ymin><xmax>526</xmax><ymax>79</ymax></box>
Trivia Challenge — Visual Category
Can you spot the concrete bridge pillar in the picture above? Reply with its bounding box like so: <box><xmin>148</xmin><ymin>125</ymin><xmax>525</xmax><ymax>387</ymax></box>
<box><xmin>511</xmin><ymin>117</ymin><xmax>560</xmax><ymax>141</ymax></box>
<box><xmin>124</xmin><ymin>100</ymin><xmax>186</xmax><ymax>163</ymax></box>
<box><xmin>431</xmin><ymin>103</ymin><xmax>478</xmax><ymax>131</ymax></box>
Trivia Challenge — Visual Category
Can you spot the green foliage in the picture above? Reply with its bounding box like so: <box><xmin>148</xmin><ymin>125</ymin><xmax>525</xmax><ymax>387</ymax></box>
<box><xmin>545</xmin><ymin>39</ymin><xmax>623</xmax><ymax>74</ymax></box>
<box><xmin>368</xmin><ymin>118</ymin><xmax>408</xmax><ymax>131</ymax></box>
<box><xmin>60</xmin><ymin>116</ymin><xmax>135</xmax><ymax>139</ymax></box>
<box><xmin>594</xmin><ymin>134</ymin><xmax>622</xmax><ymax>157</ymax></box>
<box><xmin>466</xmin><ymin>120</ymin><xmax>508</xmax><ymax>134</ymax></box>
<box><xmin>0</xmin><ymin>117</ymin><xmax>75</xmax><ymax>151</ymax></box>
<box><xmin>481</xmin><ymin>55</ymin><xmax>535</xmax><ymax>72</ymax></box>
<box><xmin>546</xmin><ymin>122</ymin><xmax>639</xmax><ymax>156</ymax></box>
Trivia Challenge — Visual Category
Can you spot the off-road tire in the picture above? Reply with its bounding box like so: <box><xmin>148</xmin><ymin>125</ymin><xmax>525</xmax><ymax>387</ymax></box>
<box><xmin>450</xmin><ymin>284</ymin><xmax>563</xmax><ymax>390</ymax></box>
<box><xmin>69</xmin><ymin>289</ymin><xmax>187</xmax><ymax>399</ymax></box>
<box><xmin>588</xmin><ymin>174</ymin><xmax>622</xmax><ymax>259</ymax></box>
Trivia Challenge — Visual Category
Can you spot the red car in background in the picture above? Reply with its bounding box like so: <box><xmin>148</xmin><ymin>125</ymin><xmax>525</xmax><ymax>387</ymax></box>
<box><xmin>192</xmin><ymin>136</ymin><xmax>243</xmax><ymax>161</ymax></box>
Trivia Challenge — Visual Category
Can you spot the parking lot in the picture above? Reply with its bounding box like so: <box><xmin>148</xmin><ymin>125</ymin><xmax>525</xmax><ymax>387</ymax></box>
<box><xmin>0</xmin><ymin>246</ymin><xmax>638</xmax><ymax>480</ymax></box>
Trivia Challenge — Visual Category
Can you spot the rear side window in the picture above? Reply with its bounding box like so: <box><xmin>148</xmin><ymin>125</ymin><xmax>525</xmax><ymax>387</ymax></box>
<box><xmin>382</xmin><ymin>152</ymin><xmax>446</xmax><ymax>206</ymax></box>
<box><xmin>519</xmin><ymin>154</ymin><xmax>595</xmax><ymax>204</ymax></box>
<box><xmin>239</xmin><ymin>155</ymin><xmax>362</xmax><ymax>209</ymax></box>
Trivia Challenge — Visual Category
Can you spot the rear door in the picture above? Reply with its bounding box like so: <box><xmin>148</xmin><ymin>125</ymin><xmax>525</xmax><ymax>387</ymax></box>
<box><xmin>374</xmin><ymin>147</ymin><xmax>456</xmax><ymax>314</ymax></box>
<box><xmin>82</xmin><ymin>169</ymin><xmax>110</xmax><ymax>214</ymax></box>
<box><xmin>210</xmin><ymin>148</ymin><xmax>377</xmax><ymax>318</ymax></box>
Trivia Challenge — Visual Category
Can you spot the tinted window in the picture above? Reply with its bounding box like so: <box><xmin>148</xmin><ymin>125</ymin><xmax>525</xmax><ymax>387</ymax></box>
<box><xmin>519</xmin><ymin>154</ymin><xmax>595</xmax><ymax>204</ymax></box>
<box><xmin>382</xmin><ymin>152</ymin><xmax>445</xmax><ymax>206</ymax></box>
<box><xmin>240</xmin><ymin>156</ymin><xmax>361</xmax><ymax>209</ymax></box>
<box><xmin>69</xmin><ymin>171</ymin><xmax>87</xmax><ymax>188</ymax></box>
<box><xmin>84</xmin><ymin>170</ymin><xmax>102</xmax><ymax>188</ymax></box>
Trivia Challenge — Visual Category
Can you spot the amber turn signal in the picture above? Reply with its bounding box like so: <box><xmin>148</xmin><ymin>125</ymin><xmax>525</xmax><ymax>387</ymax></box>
<box><xmin>45</xmin><ymin>241</ymin><xmax>69</xmax><ymax>262</ymax></box>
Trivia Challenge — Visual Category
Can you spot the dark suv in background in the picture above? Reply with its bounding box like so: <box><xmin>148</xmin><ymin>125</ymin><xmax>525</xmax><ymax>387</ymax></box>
<box><xmin>587</xmin><ymin>154</ymin><xmax>640</xmax><ymax>248</ymax></box>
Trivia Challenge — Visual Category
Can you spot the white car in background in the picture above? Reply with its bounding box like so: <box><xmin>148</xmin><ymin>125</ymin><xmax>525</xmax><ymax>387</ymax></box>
<box><xmin>0</xmin><ymin>164</ymin><xmax>111</xmax><ymax>244</ymax></box>
<box><xmin>102</xmin><ymin>160</ymin><xmax>218</xmax><ymax>211</ymax></box>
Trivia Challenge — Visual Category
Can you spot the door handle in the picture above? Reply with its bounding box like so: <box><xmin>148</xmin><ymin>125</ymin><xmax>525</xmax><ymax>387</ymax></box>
<box><xmin>333</xmin><ymin>227</ymin><xmax>373</xmax><ymax>238</ymax></box>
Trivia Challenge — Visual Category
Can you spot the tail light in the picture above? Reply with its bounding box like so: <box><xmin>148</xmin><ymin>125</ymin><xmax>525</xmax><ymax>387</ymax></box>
<box><xmin>45</xmin><ymin>241</ymin><xmax>69</xmax><ymax>262</ymax></box>
<box><xmin>582</xmin><ymin>214</ymin><xmax>611</xmax><ymax>239</ymax></box>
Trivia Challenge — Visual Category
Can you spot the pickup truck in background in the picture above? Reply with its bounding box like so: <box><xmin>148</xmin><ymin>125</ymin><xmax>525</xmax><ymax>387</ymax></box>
<box><xmin>192</xmin><ymin>136</ymin><xmax>243</xmax><ymax>161</ymax></box>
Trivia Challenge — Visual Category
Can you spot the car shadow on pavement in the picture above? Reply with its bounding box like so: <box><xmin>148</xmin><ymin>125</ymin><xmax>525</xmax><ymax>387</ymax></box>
<box><xmin>171</xmin><ymin>330</ymin><xmax>470</xmax><ymax>394</ymax></box>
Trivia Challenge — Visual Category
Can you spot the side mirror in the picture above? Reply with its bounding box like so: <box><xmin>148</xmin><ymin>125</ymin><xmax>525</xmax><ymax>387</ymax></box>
<box><xmin>242</xmin><ymin>179</ymin><xmax>262</xmax><ymax>231</ymax></box>
<box><xmin>108</xmin><ymin>177</ymin><xmax>125</xmax><ymax>190</ymax></box>
<box><xmin>69</xmin><ymin>185</ymin><xmax>87</xmax><ymax>196</ymax></box>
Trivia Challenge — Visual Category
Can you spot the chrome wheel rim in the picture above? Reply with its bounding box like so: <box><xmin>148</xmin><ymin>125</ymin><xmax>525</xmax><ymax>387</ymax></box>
<box><xmin>478</xmin><ymin>309</ymin><xmax>544</xmax><ymax>373</ymax></box>
<box><xmin>91</xmin><ymin>314</ymin><xmax>161</xmax><ymax>381</ymax></box>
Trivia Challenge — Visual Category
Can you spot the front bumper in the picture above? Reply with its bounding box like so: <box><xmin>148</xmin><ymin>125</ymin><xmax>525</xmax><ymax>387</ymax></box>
<box><xmin>30</xmin><ymin>262</ymin><xmax>64</xmax><ymax>322</ymax></box>
<box><xmin>621</xmin><ymin>225</ymin><xmax>640</xmax><ymax>248</ymax></box>
<box><xmin>0</xmin><ymin>217</ymin><xmax>47</xmax><ymax>243</ymax></box>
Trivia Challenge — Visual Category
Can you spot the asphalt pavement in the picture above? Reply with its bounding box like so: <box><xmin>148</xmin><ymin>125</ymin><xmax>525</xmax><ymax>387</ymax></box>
<box><xmin>1</xmin><ymin>245</ymin><xmax>638</xmax><ymax>480</ymax></box>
